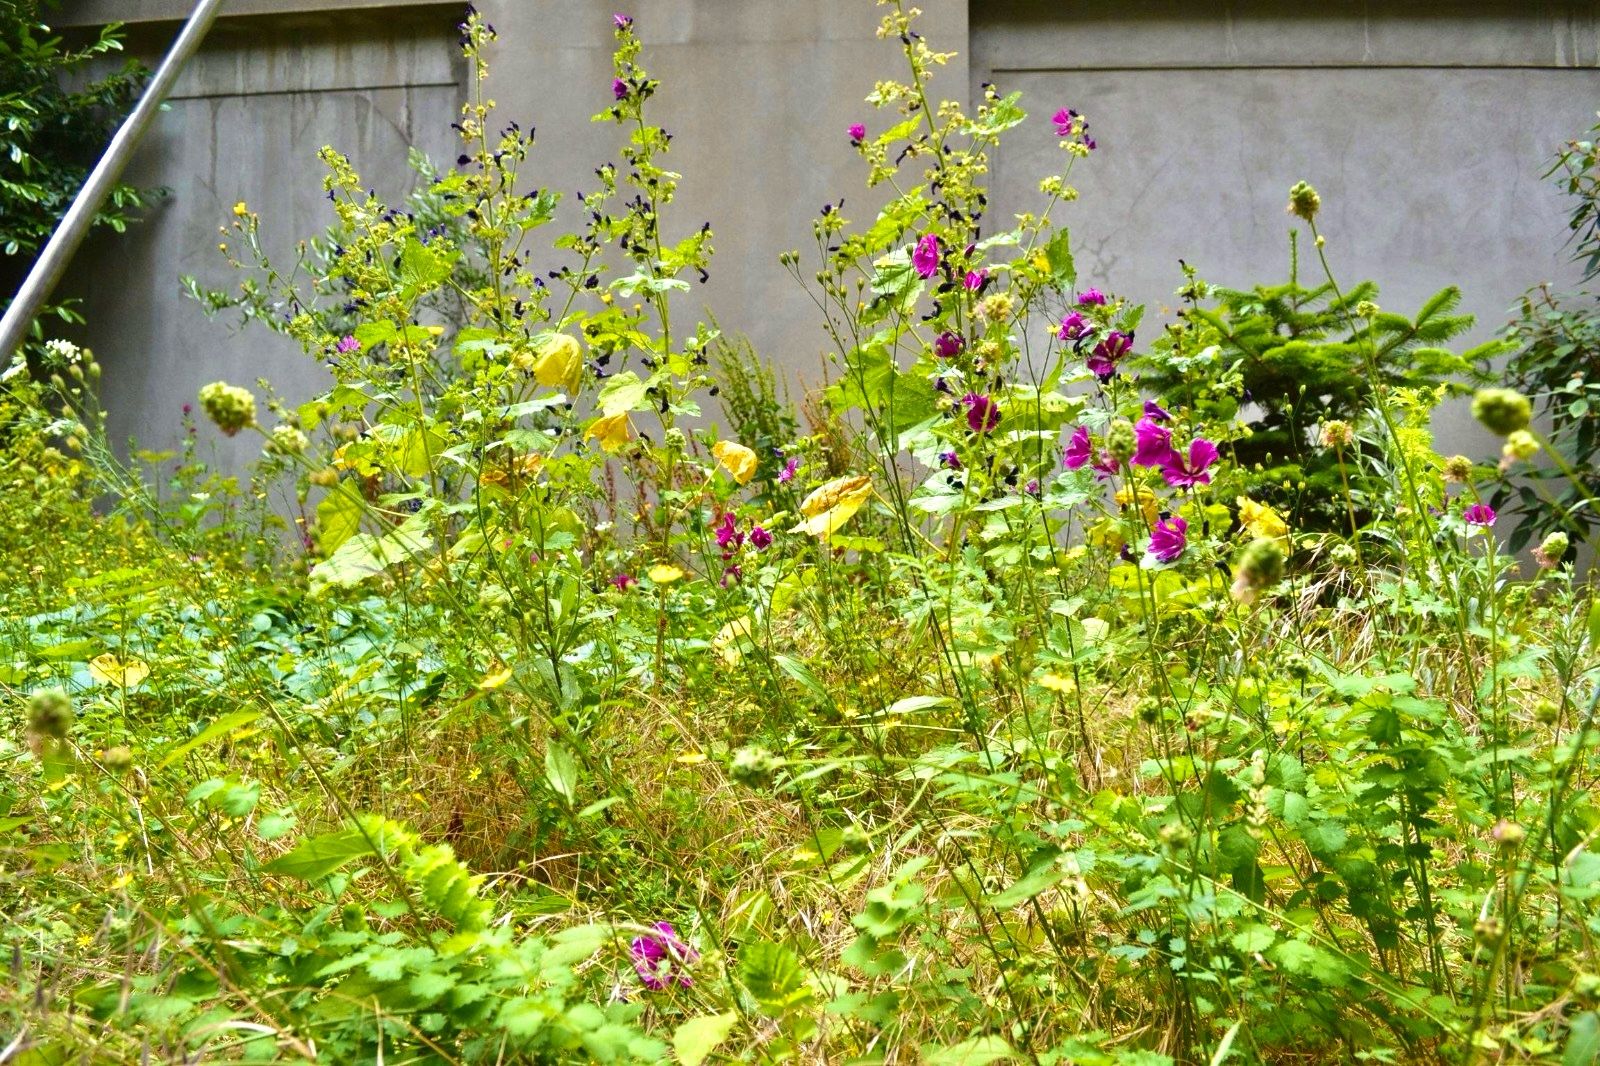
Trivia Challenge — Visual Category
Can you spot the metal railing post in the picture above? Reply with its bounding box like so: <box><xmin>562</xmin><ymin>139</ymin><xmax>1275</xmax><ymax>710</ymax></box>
<box><xmin>0</xmin><ymin>0</ymin><xmax>226</xmax><ymax>363</ymax></box>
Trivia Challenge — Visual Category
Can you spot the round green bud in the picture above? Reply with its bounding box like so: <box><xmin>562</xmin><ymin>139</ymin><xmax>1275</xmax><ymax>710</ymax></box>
<box><xmin>26</xmin><ymin>687</ymin><xmax>73</xmax><ymax>740</ymax></box>
<box><xmin>1471</xmin><ymin>388</ymin><xmax>1532</xmax><ymax>437</ymax></box>
<box><xmin>1106</xmin><ymin>419</ymin><xmax>1137</xmax><ymax>464</ymax></box>
<box><xmin>1287</xmin><ymin>181</ymin><xmax>1321</xmax><ymax>222</ymax></box>
<box><xmin>198</xmin><ymin>381</ymin><xmax>258</xmax><ymax>437</ymax></box>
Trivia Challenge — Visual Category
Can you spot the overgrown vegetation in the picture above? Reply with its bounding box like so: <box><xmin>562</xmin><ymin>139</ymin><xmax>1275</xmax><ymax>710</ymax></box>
<box><xmin>3</xmin><ymin>6</ymin><xmax>1598</xmax><ymax>1064</ymax></box>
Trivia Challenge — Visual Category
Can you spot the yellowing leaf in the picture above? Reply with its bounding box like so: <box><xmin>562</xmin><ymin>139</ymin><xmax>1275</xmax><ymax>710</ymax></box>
<box><xmin>585</xmin><ymin>412</ymin><xmax>632</xmax><ymax>453</ymax></box>
<box><xmin>713</xmin><ymin>615</ymin><xmax>755</xmax><ymax>664</ymax></box>
<box><xmin>531</xmin><ymin>333</ymin><xmax>583</xmax><ymax>392</ymax></box>
<box><xmin>792</xmin><ymin>475</ymin><xmax>873</xmax><ymax>541</ymax></box>
<box><xmin>89</xmin><ymin>654</ymin><xmax>150</xmax><ymax>689</ymax></box>
<box><xmin>711</xmin><ymin>440</ymin><xmax>758</xmax><ymax>485</ymax></box>
<box><xmin>479</xmin><ymin>666</ymin><xmax>513</xmax><ymax>690</ymax></box>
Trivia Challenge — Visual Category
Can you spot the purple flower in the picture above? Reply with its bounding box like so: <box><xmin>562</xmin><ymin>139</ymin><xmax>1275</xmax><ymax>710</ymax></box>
<box><xmin>1058</xmin><ymin>311</ymin><xmax>1088</xmax><ymax>341</ymax></box>
<box><xmin>939</xmin><ymin>450</ymin><xmax>962</xmax><ymax>470</ymax></box>
<box><xmin>336</xmin><ymin>335</ymin><xmax>361</xmax><ymax>354</ymax></box>
<box><xmin>1132</xmin><ymin>418</ymin><xmax>1174</xmax><ymax>468</ymax></box>
<box><xmin>612</xmin><ymin>78</ymin><xmax>629</xmax><ymax>100</ymax></box>
<box><xmin>964</xmin><ymin>268</ymin><xmax>988</xmax><ymax>292</ymax></box>
<box><xmin>1077</xmin><ymin>288</ymin><xmax>1107</xmax><ymax>307</ymax></box>
<box><xmin>714</xmin><ymin>512</ymin><xmax>744</xmax><ymax>550</ymax></box>
<box><xmin>1160</xmin><ymin>439</ymin><xmax>1220</xmax><ymax>488</ymax></box>
<box><xmin>1025</xmin><ymin>479</ymin><xmax>1040</xmax><ymax>496</ymax></box>
<box><xmin>934</xmin><ymin>331</ymin><xmax>965</xmax><ymax>359</ymax></box>
<box><xmin>720</xmin><ymin>564</ymin><xmax>743</xmax><ymax>587</ymax></box>
<box><xmin>848</xmin><ymin>122</ymin><xmax>866</xmax><ymax>143</ymax></box>
<box><xmin>749</xmin><ymin>525</ymin><xmax>772</xmax><ymax>550</ymax></box>
<box><xmin>1087</xmin><ymin>331</ymin><xmax>1132</xmax><ymax>379</ymax></box>
<box><xmin>611</xmin><ymin>573</ymin><xmax>637</xmax><ymax>591</ymax></box>
<box><xmin>913</xmin><ymin>234</ymin><xmax>940</xmax><ymax>279</ymax></box>
<box><xmin>962</xmin><ymin>392</ymin><xmax>1001</xmax><ymax>434</ymax></box>
<box><xmin>1143</xmin><ymin>400</ymin><xmax>1172</xmax><ymax>423</ymax></box>
<box><xmin>1052</xmin><ymin>107</ymin><xmax>1077</xmax><ymax>138</ymax></box>
<box><xmin>778</xmin><ymin>456</ymin><xmax>799</xmax><ymax>483</ymax></box>
<box><xmin>1063</xmin><ymin>425</ymin><xmax>1093</xmax><ymax>470</ymax></box>
<box><xmin>1148</xmin><ymin>516</ymin><xmax>1189</xmax><ymax>563</ymax></box>
<box><xmin>612</xmin><ymin>13</ymin><xmax>632</xmax><ymax>29</ymax></box>
<box><xmin>1464</xmin><ymin>503</ymin><xmax>1497</xmax><ymax>528</ymax></box>
<box><xmin>631</xmin><ymin>922</ymin><xmax>697</xmax><ymax>991</ymax></box>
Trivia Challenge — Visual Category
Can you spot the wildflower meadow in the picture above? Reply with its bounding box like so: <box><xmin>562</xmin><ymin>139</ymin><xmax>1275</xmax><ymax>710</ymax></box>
<box><xmin>3</xmin><ymin>5</ymin><xmax>1600</xmax><ymax>1064</ymax></box>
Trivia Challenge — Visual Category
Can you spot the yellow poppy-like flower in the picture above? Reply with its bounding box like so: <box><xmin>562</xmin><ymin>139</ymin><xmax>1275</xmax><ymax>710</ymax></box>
<box><xmin>1038</xmin><ymin>672</ymin><xmax>1076</xmax><ymax>696</ymax></box>
<box><xmin>232</xmin><ymin>201</ymin><xmax>249</xmax><ymax>217</ymax></box>
<box><xmin>1237</xmin><ymin>496</ymin><xmax>1290</xmax><ymax>544</ymax></box>
<box><xmin>1115</xmin><ymin>484</ymin><xmax>1160</xmax><ymax>527</ymax></box>
<box><xmin>426</xmin><ymin>325</ymin><xmax>445</xmax><ymax>338</ymax></box>
<box><xmin>648</xmin><ymin>563</ymin><xmax>684</xmax><ymax>584</ymax></box>
<box><xmin>88</xmin><ymin>654</ymin><xmax>150</xmax><ymax>689</ymax></box>
<box><xmin>531</xmin><ymin>333</ymin><xmax>584</xmax><ymax>393</ymax></box>
<box><xmin>711</xmin><ymin>440</ymin><xmax>758</xmax><ymax>484</ymax></box>
<box><xmin>585</xmin><ymin>412</ymin><xmax>632</xmax><ymax>453</ymax></box>
<box><xmin>792</xmin><ymin>474</ymin><xmax>873</xmax><ymax>540</ymax></box>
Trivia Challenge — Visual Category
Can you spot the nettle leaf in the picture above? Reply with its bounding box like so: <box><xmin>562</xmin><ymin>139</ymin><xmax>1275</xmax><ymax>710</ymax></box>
<box><xmin>1043</xmin><ymin>228</ymin><xmax>1075</xmax><ymax>285</ymax></box>
<box><xmin>545</xmin><ymin>741</ymin><xmax>580</xmax><ymax>804</ymax></box>
<box><xmin>985</xmin><ymin>864</ymin><xmax>1066</xmax><ymax>910</ymax></box>
<box><xmin>738</xmin><ymin>940</ymin><xmax>813</xmax><ymax>1014</ymax></box>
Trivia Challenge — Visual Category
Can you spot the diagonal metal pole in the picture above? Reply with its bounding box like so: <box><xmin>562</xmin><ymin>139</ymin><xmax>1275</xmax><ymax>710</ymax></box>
<box><xmin>0</xmin><ymin>0</ymin><xmax>225</xmax><ymax>364</ymax></box>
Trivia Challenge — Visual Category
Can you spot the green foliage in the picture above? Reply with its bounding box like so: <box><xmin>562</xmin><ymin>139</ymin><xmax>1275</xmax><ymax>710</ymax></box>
<box><xmin>3</xmin><ymin>6</ymin><xmax>1599</xmax><ymax>1066</ymax></box>
<box><xmin>1135</xmin><ymin>247</ymin><xmax>1493</xmax><ymax>532</ymax></box>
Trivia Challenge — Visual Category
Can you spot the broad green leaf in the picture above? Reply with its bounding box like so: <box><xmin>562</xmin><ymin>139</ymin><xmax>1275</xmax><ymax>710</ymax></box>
<box><xmin>921</xmin><ymin>1035</ymin><xmax>1017</xmax><ymax>1065</ymax></box>
<box><xmin>545</xmin><ymin>742</ymin><xmax>579</xmax><ymax>804</ymax></box>
<box><xmin>597</xmin><ymin>370</ymin><xmax>650</xmax><ymax>415</ymax></box>
<box><xmin>263</xmin><ymin>828</ymin><xmax>376</xmax><ymax>881</ymax></box>
<box><xmin>673</xmin><ymin>1012</ymin><xmax>739</xmax><ymax>1066</ymax></box>
<box><xmin>157</xmin><ymin>709</ymin><xmax>260</xmax><ymax>770</ymax></box>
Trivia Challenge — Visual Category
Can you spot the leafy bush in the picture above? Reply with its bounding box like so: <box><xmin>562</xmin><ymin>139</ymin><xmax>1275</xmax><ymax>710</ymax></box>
<box><xmin>3</xmin><ymin>6</ymin><xmax>1599</xmax><ymax>1065</ymax></box>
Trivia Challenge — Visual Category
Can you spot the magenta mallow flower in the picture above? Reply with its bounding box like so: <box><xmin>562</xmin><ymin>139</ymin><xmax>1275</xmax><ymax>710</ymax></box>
<box><xmin>1077</xmin><ymin>288</ymin><xmax>1107</xmax><ymax>307</ymax></box>
<box><xmin>1160</xmin><ymin>438</ymin><xmax>1220</xmax><ymax>488</ymax></box>
<box><xmin>1148</xmin><ymin>516</ymin><xmax>1189</xmax><ymax>563</ymax></box>
<box><xmin>1143</xmin><ymin>399</ymin><xmax>1171</xmax><ymax>423</ymax></box>
<box><xmin>778</xmin><ymin>456</ymin><xmax>799</xmax><ymax>483</ymax></box>
<box><xmin>913</xmin><ymin>234</ymin><xmax>940</xmax><ymax>279</ymax></box>
<box><xmin>1058</xmin><ymin>311</ymin><xmax>1088</xmax><ymax>341</ymax></box>
<box><xmin>939</xmin><ymin>450</ymin><xmax>962</xmax><ymax>470</ymax></box>
<box><xmin>612</xmin><ymin>78</ymin><xmax>629</xmax><ymax>100</ymax></box>
<box><xmin>1464</xmin><ymin>503</ymin><xmax>1497</xmax><ymax>528</ymax></box>
<box><xmin>715</xmin><ymin>512</ymin><xmax>744</xmax><ymax>551</ymax></box>
<box><xmin>964</xmin><ymin>268</ymin><xmax>988</xmax><ymax>292</ymax></box>
<box><xmin>1063</xmin><ymin>425</ymin><xmax>1117</xmax><ymax>479</ymax></box>
<box><xmin>1132</xmin><ymin>418</ymin><xmax>1173</xmax><ymax>467</ymax></box>
<box><xmin>1052</xmin><ymin>107</ymin><xmax>1077</xmax><ymax>138</ymax></box>
<box><xmin>934</xmin><ymin>331</ymin><xmax>964</xmax><ymax>359</ymax></box>
<box><xmin>336</xmin><ymin>335</ymin><xmax>361</xmax><ymax>354</ymax></box>
<box><xmin>749</xmin><ymin>525</ymin><xmax>772</xmax><ymax>550</ymax></box>
<box><xmin>848</xmin><ymin>122</ymin><xmax>866</xmax><ymax>143</ymax></box>
<box><xmin>631</xmin><ymin>922</ymin><xmax>697</xmax><ymax>991</ymax></box>
<box><xmin>612</xmin><ymin>13</ymin><xmax>632</xmax><ymax>29</ymax></box>
<box><xmin>1087</xmin><ymin>331</ymin><xmax>1132</xmax><ymax>379</ymax></box>
<box><xmin>611</xmin><ymin>573</ymin><xmax>637</xmax><ymax>591</ymax></box>
<box><xmin>962</xmin><ymin>392</ymin><xmax>1001</xmax><ymax>434</ymax></box>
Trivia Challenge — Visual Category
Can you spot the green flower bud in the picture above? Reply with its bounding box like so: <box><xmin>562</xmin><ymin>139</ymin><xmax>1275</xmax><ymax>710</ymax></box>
<box><xmin>1534</xmin><ymin>531</ymin><xmax>1570</xmax><ymax>569</ymax></box>
<box><xmin>198</xmin><ymin>381</ymin><xmax>258</xmax><ymax>437</ymax></box>
<box><xmin>1232</xmin><ymin>538</ymin><xmax>1286</xmax><ymax>602</ymax></box>
<box><xmin>1471</xmin><ymin>388</ymin><xmax>1532</xmax><ymax>437</ymax></box>
<box><xmin>1491</xmin><ymin>819</ymin><xmax>1525</xmax><ymax>851</ymax></box>
<box><xmin>730</xmin><ymin>745</ymin><xmax>780</xmax><ymax>787</ymax></box>
<box><xmin>1287</xmin><ymin>181</ymin><xmax>1321</xmax><ymax>222</ymax></box>
<box><xmin>26</xmin><ymin>687</ymin><xmax>73</xmax><ymax>740</ymax></box>
<box><xmin>101</xmin><ymin>745</ymin><xmax>134</xmax><ymax>774</ymax></box>
<box><xmin>1106</xmin><ymin>419</ymin><xmax>1136</xmax><ymax>464</ymax></box>
<box><xmin>267</xmin><ymin>424</ymin><xmax>309</xmax><ymax>457</ymax></box>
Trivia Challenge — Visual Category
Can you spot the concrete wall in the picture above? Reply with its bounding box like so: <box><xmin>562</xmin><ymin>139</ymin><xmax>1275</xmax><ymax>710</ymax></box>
<box><xmin>47</xmin><ymin>1</ymin><xmax>1600</xmax><ymax>465</ymax></box>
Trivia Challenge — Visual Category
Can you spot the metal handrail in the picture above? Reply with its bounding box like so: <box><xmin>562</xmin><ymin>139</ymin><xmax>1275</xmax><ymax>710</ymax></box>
<box><xmin>0</xmin><ymin>0</ymin><xmax>225</xmax><ymax>363</ymax></box>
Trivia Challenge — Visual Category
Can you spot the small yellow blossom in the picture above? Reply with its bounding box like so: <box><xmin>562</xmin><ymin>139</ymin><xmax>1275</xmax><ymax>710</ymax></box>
<box><xmin>232</xmin><ymin>201</ymin><xmax>249</xmax><ymax>217</ymax></box>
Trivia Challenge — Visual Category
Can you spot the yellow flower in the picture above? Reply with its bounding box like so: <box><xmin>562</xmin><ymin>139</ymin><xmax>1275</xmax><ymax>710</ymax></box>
<box><xmin>232</xmin><ymin>201</ymin><xmax>249</xmax><ymax>217</ymax></box>
<box><xmin>792</xmin><ymin>474</ymin><xmax>873</xmax><ymax>540</ymax></box>
<box><xmin>1237</xmin><ymin>496</ymin><xmax>1290</xmax><ymax>544</ymax></box>
<box><xmin>585</xmin><ymin>412</ymin><xmax>632</xmax><ymax>453</ymax></box>
<box><xmin>712</xmin><ymin>440</ymin><xmax>758</xmax><ymax>484</ymax></box>
<box><xmin>648</xmin><ymin>563</ymin><xmax>684</xmax><ymax>584</ymax></box>
<box><xmin>531</xmin><ymin>333</ymin><xmax>584</xmax><ymax>393</ymax></box>
<box><xmin>1115</xmin><ymin>484</ymin><xmax>1159</xmax><ymax>526</ymax></box>
<box><xmin>426</xmin><ymin>325</ymin><xmax>445</xmax><ymax>338</ymax></box>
